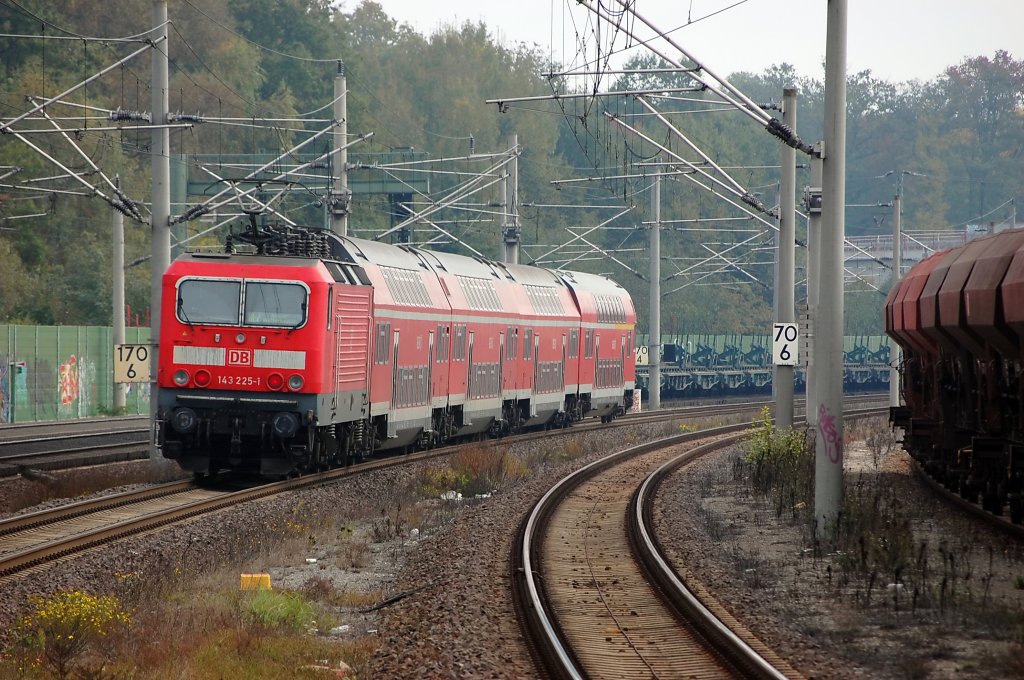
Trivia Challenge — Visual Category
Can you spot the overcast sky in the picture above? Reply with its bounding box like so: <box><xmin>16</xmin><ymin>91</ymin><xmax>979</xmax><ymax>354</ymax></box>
<box><xmin>369</xmin><ymin>0</ymin><xmax>1023</xmax><ymax>83</ymax></box>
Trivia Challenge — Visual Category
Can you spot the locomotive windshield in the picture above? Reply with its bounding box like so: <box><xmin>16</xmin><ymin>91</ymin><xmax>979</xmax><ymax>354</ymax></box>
<box><xmin>176</xmin><ymin>278</ymin><xmax>308</xmax><ymax>328</ymax></box>
<box><xmin>243</xmin><ymin>281</ymin><xmax>307</xmax><ymax>327</ymax></box>
<box><xmin>178</xmin><ymin>279</ymin><xmax>241</xmax><ymax>325</ymax></box>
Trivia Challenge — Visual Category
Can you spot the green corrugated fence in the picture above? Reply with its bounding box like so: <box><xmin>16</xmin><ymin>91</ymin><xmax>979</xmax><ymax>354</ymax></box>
<box><xmin>0</xmin><ymin>325</ymin><xmax>151</xmax><ymax>423</ymax></box>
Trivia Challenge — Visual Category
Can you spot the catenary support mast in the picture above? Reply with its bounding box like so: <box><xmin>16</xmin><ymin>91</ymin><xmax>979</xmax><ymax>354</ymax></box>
<box><xmin>150</xmin><ymin>0</ymin><xmax>170</xmax><ymax>454</ymax></box>
<box><xmin>775</xmin><ymin>87</ymin><xmax>797</xmax><ymax>429</ymax></box>
<box><xmin>502</xmin><ymin>134</ymin><xmax>520</xmax><ymax>264</ymax></box>
<box><xmin>648</xmin><ymin>168</ymin><xmax>661</xmax><ymax>411</ymax></box>
<box><xmin>815</xmin><ymin>0</ymin><xmax>848</xmax><ymax>535</ymax></box>
<box><xmin>113</xmin><ymin>175</ymin><xmax>126</xmax><ymax>412</ymax></box>
<box><xmin>889</xmin><ymin>193</ymin><xmax>902</xmax><ymax>410</ymax></box>
<box><xmin>331</xmin><ymin>61</ymin><xmax>349</xmax><ymax>236</ymax></box>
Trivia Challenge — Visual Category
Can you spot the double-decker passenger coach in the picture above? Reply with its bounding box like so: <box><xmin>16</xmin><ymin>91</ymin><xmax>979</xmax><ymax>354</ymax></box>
<box><xmin>156</xmin><ymin>222</ymin><xmax>635</xmax><ymax>478</ymax></box>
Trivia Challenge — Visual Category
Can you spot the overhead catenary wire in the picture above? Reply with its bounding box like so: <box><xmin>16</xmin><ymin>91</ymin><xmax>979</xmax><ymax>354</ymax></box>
<box><xmin>0</xmin><ymin>0</ymin><xmax>168</xmax><ymax>42</ymax></box>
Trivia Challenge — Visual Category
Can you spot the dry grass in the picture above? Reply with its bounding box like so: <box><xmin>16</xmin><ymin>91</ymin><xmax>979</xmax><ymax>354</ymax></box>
<box><xmin>0</xmin><ymin>428</ymin><xmax>621</xmax><ymax>679</ymax></box>
<box><xmin>0</xmin><ymin>459</ymin><xmax>187</xmax><ymax>514</ymax></box>
<box><xmin>0</xmin><ymin>554</ymin><xmax>378</xmax><ymax>679</ymax></box>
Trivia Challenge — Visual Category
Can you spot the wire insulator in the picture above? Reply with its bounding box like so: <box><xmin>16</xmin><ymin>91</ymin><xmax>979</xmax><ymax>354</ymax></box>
<box><xmin>764</xmin><ymin>117</ymin><xmax>817</xmax><ymax>156</ymax></box>
<box><xmin>108</xmin><ymin>109</ymin><xmax>150</xmax><ymax>122</ymax></box>
<box><xmin>169</xmin><ymin>112</ymin><xmax>204</xmax><ymax>124</ymax></box>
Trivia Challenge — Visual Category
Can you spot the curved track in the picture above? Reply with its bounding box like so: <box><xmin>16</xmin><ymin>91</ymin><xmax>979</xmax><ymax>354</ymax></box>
<box><xmin>515</xmin><ymin>407</ymin><xmax>886</xmax><ymax>679</ymax></box>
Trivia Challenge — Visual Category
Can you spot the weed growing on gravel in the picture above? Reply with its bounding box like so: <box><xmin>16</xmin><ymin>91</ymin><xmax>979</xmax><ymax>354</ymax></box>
<box><xmin>0</xmin><ymin>572</ymin><xmax>379</xmax><ymax>680</ymax></box>
<box><xmin>741</xmin><ymin>407</ymin><xmax>814</xmax><ymax>518</ymax></box>
<box><xmin>242</xmin><ymin>590</ymin><xmax>316</xmax><ymax>631</ymax></box>
<box><xmin>9</xmin><ymin>590</ymin><xmax>131</xmax><ymax>680</ymax></box>
<box><xmin>419</xmin><ymin>444</ymin><xmax>528</xmax><ymax>500</ymax></box>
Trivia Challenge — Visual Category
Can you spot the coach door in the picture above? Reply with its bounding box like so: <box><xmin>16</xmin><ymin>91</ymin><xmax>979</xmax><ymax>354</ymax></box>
<box><xmin>531</xmin><ymin>333</ymin><xmax>540</xmax><ymax>417</ymax></box>
<box><xmin>561</xmin><ymin>329</ymin><xmax>569</xmax><ymax>391</ymax></box>
<box><xmin>467</xmin><ymin>331</ymin><xmax>475</xmax><ymax>400</ymax></box>
<box><xmin>498</xmin><ymin>331</ymin><xmax>506</xmax><ymax>402</ymax></box>
<box><xmin>620</xmin><ymin>335</ymin><xmax>626</xmax><ymax>387</ymax></box>
<box><xmin>425</xmin><ymin>330</ymin><xmax>435</xmax><ymax>430</ymax></box>
<box><xmin>388</xmin><ymin>330</ymin><xmax>400</xmax><ymax>438</ymax></box>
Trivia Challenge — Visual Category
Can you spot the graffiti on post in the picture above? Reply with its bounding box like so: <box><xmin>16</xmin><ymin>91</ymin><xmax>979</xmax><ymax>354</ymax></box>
<box><xmin>818</xmin><ymin>403</ymin><xmax>842</xmax><ymax>464</ymax></box>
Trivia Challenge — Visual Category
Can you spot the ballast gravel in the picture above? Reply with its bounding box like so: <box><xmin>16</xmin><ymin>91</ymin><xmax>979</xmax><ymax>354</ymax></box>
<box><xmin>1</xmin><ymin>417</ymin><xmax>1022</xmax><ymax>680</ymax></box>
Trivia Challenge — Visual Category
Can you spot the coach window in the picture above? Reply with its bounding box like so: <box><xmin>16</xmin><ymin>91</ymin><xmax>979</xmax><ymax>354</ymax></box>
<box><xmin>177</xmin><ymin>278</ymin><xmax>241</xmax><ymax>325</ymax></box>
<box><xmin>243</xmin><ymin>281</ymin><xmax>308</xmax><ymax>328</ymax></box>
<box><xmin>375</xmin><ymin>323</ymin><xmax>391</xmax><ymax>364</ymax></box>
<box><xmin>326</xmin><ymin>288</ymin><xmax>333</xmax><ymax>330</ymax></box>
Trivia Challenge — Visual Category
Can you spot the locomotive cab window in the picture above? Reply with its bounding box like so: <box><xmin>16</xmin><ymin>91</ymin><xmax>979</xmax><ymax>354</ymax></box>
<box><xmin>243</xmin><ymin>281</ymin><xmax>307</xmax><ymax>328</ymax></box>
<box><xmin>177</xmin><ymin>279</ymin><xmax>241</xmax><ymax>325</ymax></box>
<box><xmin>176</xmin><ymin>278</ymin><xmax>309</xmax><ymax>328</ymax></box>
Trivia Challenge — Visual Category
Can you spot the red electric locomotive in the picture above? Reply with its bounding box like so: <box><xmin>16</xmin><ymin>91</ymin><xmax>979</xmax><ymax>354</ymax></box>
<box><xmin>156</xmin><ymin>222</ymin><xmax>636</xmax><ymax>477</ymax></box>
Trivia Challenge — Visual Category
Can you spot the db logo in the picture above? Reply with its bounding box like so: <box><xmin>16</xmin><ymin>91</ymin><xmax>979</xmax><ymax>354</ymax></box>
<box><xmin>227</xmin><ymin>349</ymin><xmax>252</xmax><ymax>366</ymax></box>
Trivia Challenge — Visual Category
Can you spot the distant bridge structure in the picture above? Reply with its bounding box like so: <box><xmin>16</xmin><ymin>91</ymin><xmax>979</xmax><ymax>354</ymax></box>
<box><xmin>842</xmin><ymin>225</ymin><xmax>1015</xmax><ymax>286</ymax></box>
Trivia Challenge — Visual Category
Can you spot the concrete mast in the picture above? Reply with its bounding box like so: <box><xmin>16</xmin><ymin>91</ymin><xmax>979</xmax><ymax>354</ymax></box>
<box><xmin>502</xmin><ymin>133</ymin><xmax>521</xmax><ymax>264</ymax></box>
<box><xmin>149</xmin><ymin>0</ymin><xmax>170</xmax><ymax>453</ymax></box>
<box><xmin>889</xmin><ymin>193</ymin><xmax>902</xmax><ymax>409</ymax></box>
<box><xmin>805</xmin><ymin>150</ymin><xmax>823</xmax><ymax>428</ymax></box>
<box><xmin>815</xmin><ymin>0</ymin><xmax>848</xmax><ymax>535</ymax></box>
<box><xmin>113</xmin><ymin>175</ymin><xmax>126</xmax><ymax>412</ymax></box>
<box><xmin>648</xmin><ymin>168</ymin><xmax>661</xmax><ymax>411</ymax></box>
<box><xmin>331</xmin><ymin>61</ymin><xmax>349</xmax><ymax>236</ymax></box>
<box><xmin>775</xmin><ymin>87</ymin><xmax>797</xmax><ymax>429</ymax></box>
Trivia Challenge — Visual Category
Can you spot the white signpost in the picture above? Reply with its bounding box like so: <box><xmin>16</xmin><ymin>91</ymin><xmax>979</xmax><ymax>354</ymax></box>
<box><xmin>114</xmin><ymin>344</ymin><xmax>152</xmax><ymax>383</ymax></box>
<box><xmin>772</xmin><ymin>323</ymin><xmax>799</xmax><ymax>366</ymax></box>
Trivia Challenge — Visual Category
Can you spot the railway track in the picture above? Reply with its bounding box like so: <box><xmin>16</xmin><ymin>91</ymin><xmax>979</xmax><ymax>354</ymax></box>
<box><xmin>0</xmin><ymin>397</ymin><xmax>888</xmax><ymax>586</ymax></box>
<box><xmin>0</xmin><ymin>401</ymin><xmax>757</xmax><ymax>583</ymax></box>
<box><xmin>0</xmin><ymin>394</ymin><xmax>886</xmax><ymax>476</ymax></box>
<box><xmin>514</xmin><ymin>407</ymin><xmax>886</xmax><ymax>680</ymax></box>
<box><xmin>0</xmin><ymin>416</ymin><xmax>151</xmax><ymax>475</ymax></box>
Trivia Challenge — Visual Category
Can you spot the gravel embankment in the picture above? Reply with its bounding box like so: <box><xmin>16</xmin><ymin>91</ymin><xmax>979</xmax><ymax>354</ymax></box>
<box><xmin>2</xmin><ymin>417</ymin><xmax>1022</xmax><ymax>679</ymax></box>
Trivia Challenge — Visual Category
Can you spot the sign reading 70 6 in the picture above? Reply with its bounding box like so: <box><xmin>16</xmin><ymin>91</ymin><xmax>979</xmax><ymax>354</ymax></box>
<box><xmin>772</xmin><ymin>323</ymin><xmax>800</xmax><ymax>366</ymax></box>
<box><xmin>114</xmin><ymin>344</ymin><xmax>152</xmax><ymax>383</ymax></box>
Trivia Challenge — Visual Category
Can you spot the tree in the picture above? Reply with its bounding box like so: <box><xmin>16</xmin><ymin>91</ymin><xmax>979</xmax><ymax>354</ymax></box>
<box><xmin>929</xmin><ymin>51</ymin><xmax>1024</xmax><ymax>224</ymax></box>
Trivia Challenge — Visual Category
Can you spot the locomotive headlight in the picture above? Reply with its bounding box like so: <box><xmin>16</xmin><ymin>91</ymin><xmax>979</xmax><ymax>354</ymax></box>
<box><xmin>173</xmin><ymin>370</ymin><xmax>190</xmax><ymax>386</ymax></box>
<box><xmin>171</xmin><ymin>407</ymin><xmax>198</xmax><ymax>434</ymax></box>
<box><xmin>267</xmin><ymin>373</ymin><xmax>284</xmax><ymax>390</ymax></box>
<box><xmin>235</xmin><ymin>333</ymin><xmax>246</xmax><ymax>344</ymax></box>
<box><xmin>194</xmin><ymin>370</ymin><xmax>211</xmax><ymax>387</ymax></box>
<box><xmin>272</xmin><ymin>412</ymin><xmax>299</xmax><ymax>439</ymax></box>
<box><xmin>287</xmin><ymin>374</ymin><xmax>304</xmax><ymax>391</ymax></box>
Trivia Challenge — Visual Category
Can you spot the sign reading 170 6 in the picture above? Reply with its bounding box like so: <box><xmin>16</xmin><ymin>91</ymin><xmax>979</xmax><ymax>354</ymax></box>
<box><xmin>772</xmin><ymin>323</ymin><xmax>800</xmax><ymax>366</ymax></box>
<box><xmin>114</xmin><ymin>344</ymin><xmax>152</xmax><ymax>383</ymax></box>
